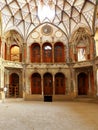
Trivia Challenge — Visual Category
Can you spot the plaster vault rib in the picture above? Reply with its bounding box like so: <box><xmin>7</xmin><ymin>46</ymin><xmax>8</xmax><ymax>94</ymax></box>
<box><xmin>0</xmin><ymin>0</ymin><xmax>96</xmax><ymax>40</ymax></box>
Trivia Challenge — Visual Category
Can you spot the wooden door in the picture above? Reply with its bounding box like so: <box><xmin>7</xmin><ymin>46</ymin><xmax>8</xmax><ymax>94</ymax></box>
<box><xmin>43</xmin><ymin>73</ymin><xmax>53</xmax><ymax>95</ymax></box>
<box><xmin>31</xmin><ymin>73</ymin><xmax>41</xmax><ymax>94</ymax></box>
<box><xmin>9</xmin><ymin>73</ymin><xmax>19</xmax><ymax>97</ymax></box>
<box><xmin>31</xmin><ymin>44</ymin><xmax>40</xmax><ymax>62</ymax></box>
<box><xmin>55</xmin><ymin>73</ymin><xmax>65</xmax><ymax>94</ymax></box>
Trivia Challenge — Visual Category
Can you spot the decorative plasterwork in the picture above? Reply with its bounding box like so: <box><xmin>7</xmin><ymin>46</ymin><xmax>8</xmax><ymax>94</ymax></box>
<box><xmin>0</xmin><ymin>0</ymin><xmax>96</xmax><ymax>40</ymax></box>
<box><xmin>41</xmin><ymin>24</ymin><xmax>53</xmax><ymax>35</ymax></box>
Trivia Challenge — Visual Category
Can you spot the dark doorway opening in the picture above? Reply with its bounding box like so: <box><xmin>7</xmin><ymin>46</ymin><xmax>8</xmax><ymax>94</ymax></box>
<box><xmin>78</xmin><ymin>72</ymin><xmax>88</xmax><ymax>95</ymax></box>
<box><xmin>44</xmin><ymin>96</ymin><xmax>52</xmax><ymax>102</ymax></box>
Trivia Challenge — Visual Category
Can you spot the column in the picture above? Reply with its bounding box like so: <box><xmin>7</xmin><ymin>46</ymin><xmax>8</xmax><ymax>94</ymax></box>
<box><xmin>41</xmin><ymin>75</ymin><xmax>44</xmax><ymax>95</ymax></box>
<box><xmin>53</xmin><ymin>74</ymin><xmax>55</xmax><ymax>95</ymax></box>
<box><xmin>1</xmin><ymin>36</ymin><xmax>6</xmax><ymax>59</ymax></box>
<box><xmin>22</xmin><ymin>43</ymin><xmax>27</xmax><ymax>63</ymax></box>
<box><xmin>26</xmin><ymin>42</ymin><xmax>30</xmax><ymax>63</ymax></box>
<box><xmin>88</xmin><ymin>71</ymin><xmax>91</xmax><ymax>95</ymax></box>
<box><xmin>0</xmin><ymin>66</ymin><xmax>5</xmax><ymax>102</ymax></box>
<box><xmin>22</xmin><ymin>64</ymin><xmax>26</xmax><ymax>99</ymax></box>
<box><xmin>52</xmin><ymin>37</ymin><xmax>54</xmax><ymax>63</ymax></box>
<box><xmin>40</xmin><ymin>37</ymin><xmax>43</xmax><ymax>63</ymax></box>
<box><xmin>6</xmin><ymin>45</ymin><xmax>10</xmax><ymax>60</ymax></box>
<box><xmin>90</xmin><ymin>36</ymin><xmax>95</xmax><ymax>59</ymax></box>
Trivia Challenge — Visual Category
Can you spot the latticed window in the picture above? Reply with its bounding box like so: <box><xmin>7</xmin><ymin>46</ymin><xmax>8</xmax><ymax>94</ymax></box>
<box><xmin>77</xmin><ymin>47</ymin><xmax>86</xmax><ymax>61</ymax></box>
<box><xmin>31</xmin><ymin>43</ymin><xmax>40</xmax><ymax>62</ymax></box>
<box><xmin>43</xmin><ymin>43</ymin><xmax>52</xmax><ymax>62</ymax></box>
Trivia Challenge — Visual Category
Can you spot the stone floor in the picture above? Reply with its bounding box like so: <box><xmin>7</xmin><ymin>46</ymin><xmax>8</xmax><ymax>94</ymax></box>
<box><xmin>0</xmin><ymin>99</ymin><xmax>98</xmax><ymax>130</ymax></box>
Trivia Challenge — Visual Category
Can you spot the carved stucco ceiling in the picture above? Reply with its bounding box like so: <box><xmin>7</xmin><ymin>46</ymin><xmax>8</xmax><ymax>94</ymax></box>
<box><xmin>0</xmin><ymin>0</ymin><xmax>96</xmax><ymax>40</ymax></box>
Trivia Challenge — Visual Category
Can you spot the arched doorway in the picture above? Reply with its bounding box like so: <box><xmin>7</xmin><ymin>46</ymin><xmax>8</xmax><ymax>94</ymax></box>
<box><xmin>31</xmin><ymin>73</ymin><xmax>41</xmax><ymax>94</ymax></box>
<box><xmin>43</xmin><ymin>73</ymin><xmax>53</xmax><ymax>101</ymax></box>
<box><xmin>78</xmin><ymin>73</ymin><xmax>89</xmax><ymax>95</ymax></box>
<box><xmin>9</xmin><ymin>73</ymin><xmax>19</xmax><ymax>97</ymax></box>
<box><xmin>55</xmin><ymin>73</ymin><xmax>65</xmax><ymax>95</ymax></box>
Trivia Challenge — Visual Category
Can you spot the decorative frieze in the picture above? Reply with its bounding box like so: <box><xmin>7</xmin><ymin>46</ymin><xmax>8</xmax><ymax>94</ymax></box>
<box><xmin>3</xmin><ymin>60</ymin><xmax>23</xmax><ymax>68</ymax></box>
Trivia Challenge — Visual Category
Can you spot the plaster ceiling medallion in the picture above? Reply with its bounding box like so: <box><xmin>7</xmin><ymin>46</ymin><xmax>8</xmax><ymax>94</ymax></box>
<box><xmin>31</xmin><ymin>31</ymin><xmax>39</xmax><ymax>39</ymax></box>
<box><xmin>55</xmin><ymin>30</ymin><xmax>63</xmax><ymax>38</ymax></box>
<box><xmin>41</xmin><ymin>24</ymin><xmax>53</xmax><ymax>35</ymax></box>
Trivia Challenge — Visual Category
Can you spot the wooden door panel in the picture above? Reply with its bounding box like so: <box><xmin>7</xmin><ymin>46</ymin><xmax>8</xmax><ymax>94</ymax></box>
<box><xmin>55</xmin><ymin>76</ymin><xmax>65</xmax><ymax>95</ymax></box>
<box><xmin>78</xmin><ymin>73</ymin><xmax>88</xmax><ymax>95</ymax></box>
<box><xmin>44</xmin><ymin>74</ymin><xmax>53</xmax><ymax>95</ymax></box>
<box><xmin>31</xmin><ymin>74</ymin><xmax>41</xmax><ymax>94</ymax></box>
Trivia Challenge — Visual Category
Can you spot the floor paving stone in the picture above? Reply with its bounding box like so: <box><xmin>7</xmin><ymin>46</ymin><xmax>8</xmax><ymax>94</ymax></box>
<box><xmin>0</xmin><ymin>100</ymin><xmax>98</xmax><ymax>130</ymax></box>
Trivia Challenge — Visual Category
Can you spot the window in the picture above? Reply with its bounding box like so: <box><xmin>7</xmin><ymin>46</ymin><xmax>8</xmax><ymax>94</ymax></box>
<box><xmin>54</xmin><ymin>43</ymin><xmax>65</xmax><ymax>62</ymax></box>
<box><xmin>43</xmin><ymin>43</ymin><xmax>52</xmax><ymax>62</ymax></box>
<box><xmin>77</xmin><ymin>48</ymin><xmax>86</xmax><ymax>61</ymax></box>
<box><xmin>31</xmin><ymin>43</ymin><xmax>40</xmax><ymax>62</ymax></box>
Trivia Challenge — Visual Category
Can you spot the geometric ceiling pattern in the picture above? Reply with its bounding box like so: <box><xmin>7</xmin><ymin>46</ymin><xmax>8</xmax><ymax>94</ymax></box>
<box><xmin>0</xmin><ymin>0</ymin><xmax>96</xmax><ymax>40</ymax></box>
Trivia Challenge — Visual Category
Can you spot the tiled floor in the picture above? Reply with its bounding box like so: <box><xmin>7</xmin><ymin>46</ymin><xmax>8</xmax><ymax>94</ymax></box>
<box><xmin>0</xmin><ymin>100</ymin><xmax>98</xmax><ymax>130</ymax></box>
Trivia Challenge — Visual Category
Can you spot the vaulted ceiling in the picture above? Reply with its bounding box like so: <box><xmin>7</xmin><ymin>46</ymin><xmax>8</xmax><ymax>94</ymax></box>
<box><xmin>0</xmin><ymin>0</ymin><xmax>96</xmax><ymax>40</ymax></box>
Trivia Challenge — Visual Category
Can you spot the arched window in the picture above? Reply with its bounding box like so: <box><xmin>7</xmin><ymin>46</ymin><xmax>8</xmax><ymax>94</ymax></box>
<box><xmin>31</xmin><ymin>43</ymin><xmax>40</xmax><ymax>62</ymax></box>
<box><xmin>10</xmin><ymin>45</ymin><xmax>20</xmax><ymax>61</ymax></box>
<box><xmin>42</xmin><ymin>42</ymin><xmax>52</xmax><ymax>62</ymax></box>
<box><xmin>54</xmin><ymin>42</ymin><xmax>65</xmax><ymax>62</ymax></box>
<box><xmin>77</xmin><ymin>47</ymin><xmax>86</xmax><ymax>61</ymax></box>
